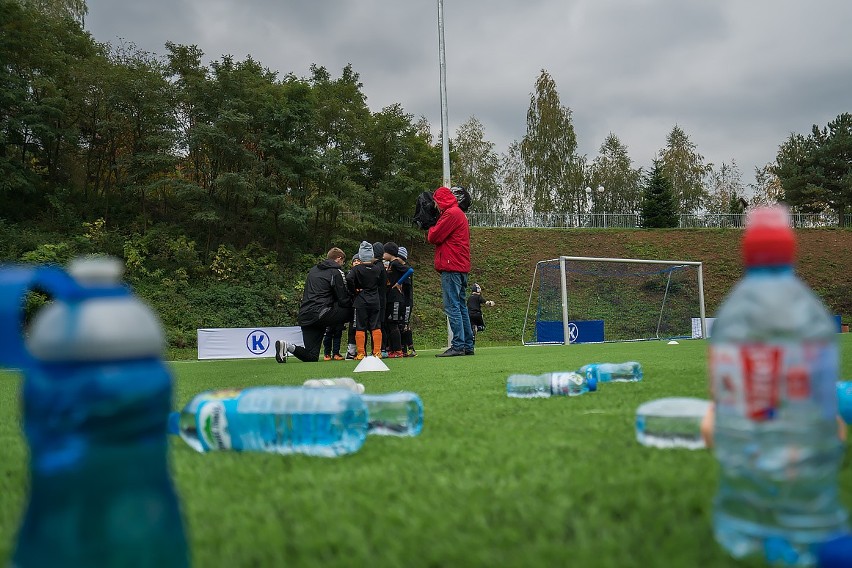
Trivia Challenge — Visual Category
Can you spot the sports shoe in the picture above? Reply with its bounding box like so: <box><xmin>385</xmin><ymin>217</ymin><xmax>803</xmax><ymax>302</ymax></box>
<box><xmin>275</xmin><ymin>340</ymin><xmax>288</xmax><ymax>364</ymax></box>
<box><xmin>435</xmin><ymin>348</ymin><xmax>465</xmax><ymax>357</ymax></box>
<box><xmin>323</xmin><ymin>355</ymin><xmax>331</xmax><ymax>361</ymax></box>
<box><xmin>332</xmin><ymin>354</ymin><xmax>345</xmax><ymax>361</ymax></box>
<box><xmin>465</xmin><ymin>349</ymin><xmax>475</xmax><ymax>356</ymax></box>
<box><xmin>387</xmin><ymin>351</ymin><xmax>404</xmax><ymax>359</ymax></box>
<box><xmin>345</xmin><ymin>352</ymin><xmax>356</xmax><ymax>360</ymax></box>
<box><xmin>407</xmin><ymin>349</ymin><xmax>417</xmax><ymax>357</ymax></box>
<box><xmin>354</xmin><ymin>353</ymin><xmax>365</xmax><ymax>361</ymax></box>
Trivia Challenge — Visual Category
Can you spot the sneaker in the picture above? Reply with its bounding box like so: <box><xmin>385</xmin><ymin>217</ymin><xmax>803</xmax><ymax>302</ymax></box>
<box><xmin>381</xmin><ymin>350</ymin><xmax>388</xmax><ymax>358</ymax></box>
<box><xmin>436</xmin><ymin>348</ymin><xmax>465</xmax><ymax>357</ymax></box>
<box><xmin>332</xmin><ymin>354</ymin><xmax>345</xmax><ymax>361</ymax></box>
<box><xmin>323</xmin><ymin>355</ymin><xmax>331</xmax><ymax>361</ymax></box>
<box><xmin>387</xmin><ymin>351</ymin><xmax>404</xmax><ymax>359</ymax></box>
<box><xmin>408</xmin><ymin>349</ymin><xmax>417</xmax><ymax>357</ymax></box>
<box><xmin>465</xmin><ymin>349</ymin><xmax>475</xmax><ymax>356</ymax></box>
<box><xmin>275</xmin><ymin>340</ymin><xmax>288</xmax><ymax>364</ymax></box>
<box><xmin>354</xmin><ymin>353</ymin><xmax>365</xmax><ymax>361</ymax></box>
<box><xmin>345</xmin><ymin>352</ymin><xmax>356</xmax><ymax>360</ymax></box>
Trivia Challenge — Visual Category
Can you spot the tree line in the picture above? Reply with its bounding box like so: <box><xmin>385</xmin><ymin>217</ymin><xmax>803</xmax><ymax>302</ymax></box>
<box><xmin>4</xmin><ymin>1</ymin><xmax>851</xmax><ymax>259</ymax></box>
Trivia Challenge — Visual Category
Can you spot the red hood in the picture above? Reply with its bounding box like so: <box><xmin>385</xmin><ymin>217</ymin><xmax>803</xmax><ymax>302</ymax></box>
<box><xmin>433</xmin><ymin>186</ymin><xmax>458</xmax><ymax>211</ymax></box>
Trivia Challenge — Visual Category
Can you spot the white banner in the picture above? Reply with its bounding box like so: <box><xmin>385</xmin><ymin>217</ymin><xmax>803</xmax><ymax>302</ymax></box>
<box><xmin>691</xmin><ymin>318</ymin><xmax>716</xmax><ymax>339</ymax></box>
<box><xmin>197</xmin><ymin>327</ymin><xmax>304</xmax><ymax>360</ymax></box>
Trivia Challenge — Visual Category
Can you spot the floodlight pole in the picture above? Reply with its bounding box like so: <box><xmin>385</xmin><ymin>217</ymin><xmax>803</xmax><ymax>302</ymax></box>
<box><xmin>438</xmin><ymin>0</ymin><xmax>451</xmax><ymax>187</ymax></box>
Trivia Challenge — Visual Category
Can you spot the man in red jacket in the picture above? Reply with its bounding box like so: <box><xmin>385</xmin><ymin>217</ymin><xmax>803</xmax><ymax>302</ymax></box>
<box><xmin>427</xmin><ymin>186</ymin><xmax>475</xmax><ymax>357</ymax></box>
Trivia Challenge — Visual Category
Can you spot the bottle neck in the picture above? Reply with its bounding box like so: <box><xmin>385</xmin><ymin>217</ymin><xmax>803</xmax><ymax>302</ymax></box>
<box><xmin>745</xmin><ymin>264</ymin><xmax>794</xmax><ymax>276</ymax></box>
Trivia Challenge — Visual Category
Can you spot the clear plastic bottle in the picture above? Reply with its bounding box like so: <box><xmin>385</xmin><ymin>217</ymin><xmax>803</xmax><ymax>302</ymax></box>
<box><xmin>169</xmin><ymin>388</ymin><xmax>423</xmax><ymax>439</ymax></box>
<box><xmin>362</xmin><ymin>392</ymin><xmax>424</xmax><ymax>436</ymax></box>
<box><xmin>709</xmin><ymin>206</ymin><xmax>848</xmax><ymax>566</ymax></box>
<box><xmin>837</xmin><ymin>381</ymin><xmax>852</xmax><ymax>425</ymax></box>
<box><xmin>580</xmin><ymin>361</ymin><xmax>643</xmax><ymax>383</ymax></box>
<box><xmin>0</xmin><ymin>256</ymin><xmax>188</xmax><ymax>568</ymax></box>
<box><xmin>506</xmin><ymin>371</ymin><xmax>597</xmax><ymax>398</ymax></box>
<box><xmin>172</xmin><ymin>386</ymin><xmax>368</xmax><ymax>456</ymax></box>
<box><xmin>635</xmin><ymin>397</ymin><xmax>711</xmax><ymax>449</ymax></box>
<box><xmin>303</xmin><ymin>377</ymin><xmax>365</xmax><ymax>394</ymax></box>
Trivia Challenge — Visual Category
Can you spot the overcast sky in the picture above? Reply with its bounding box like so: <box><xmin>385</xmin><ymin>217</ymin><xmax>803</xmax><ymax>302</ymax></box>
<box><xmin>85</xmin><ymin>0</ymin><xmax>852</xmax><ymax>190</ymax></box>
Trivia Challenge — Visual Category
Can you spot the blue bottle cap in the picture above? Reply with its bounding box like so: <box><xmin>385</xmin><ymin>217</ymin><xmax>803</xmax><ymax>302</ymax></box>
<box><xmin>817</xmin><ymin>533</ymin><xmax>852</xmax><ymax>567</ymax></box>
<box><xmin>167</xmin><ymin>412</ymin><xmax>180</xmax><ymax>435</ymax></box>
<box><xmin>587</xmin><ymin>377</ymin><xmax>598</xmax><ymax>392</ymax></box>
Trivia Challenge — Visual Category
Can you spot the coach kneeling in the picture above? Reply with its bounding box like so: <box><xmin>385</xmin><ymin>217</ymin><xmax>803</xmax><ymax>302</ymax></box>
<box><xmin>275</xmin><ymin>247</ymin><xmax>353</xmax><ymax>363</ymax></box>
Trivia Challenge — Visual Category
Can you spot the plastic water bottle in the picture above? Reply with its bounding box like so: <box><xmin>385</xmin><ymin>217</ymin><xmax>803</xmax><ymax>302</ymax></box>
<box><xmin>362</xmin><ymin>392</ymin><xmax>424</xmax><ymax>436</ymax></box>
<box><xmin>635</xmin><ymin>397</ymin><xmax>711</xmax><ymax>449</ymax></box>
<box><xmin>171</xmin><ymin>386</ymin><xmax>368</xmax><ymax>456</ymax></box>
<box><xmin>304</xmin><ymin>377</ymin><xmax>365</xmax><ymax>394</ymax></box>
<box><xmin>0</xmin><ymin>256</ymin><xmax>188</xmax><ymax>568</ymax></box>
<box><xmin>580</xmin><ymin>361</ymin><xmax>643</xmax><ymax>383</ymax></box>
<box><xmin>709</xmin><ymin>206</ymin><xmax>848</xmax><ymax>566</ymax></box>
<box><xmin>506</xmin><ymin>372</ymin><xmax>597</xmax><ymax>398</ymax></box>
<box><xmin>169</xmin><ymin>388</ymin><xmax>422</xmax><ymax>439</ymax></box>
<box><xmin>837</xmin><ymin>382</ymin><xmax>852</xmax><ymax>424</ymax></box>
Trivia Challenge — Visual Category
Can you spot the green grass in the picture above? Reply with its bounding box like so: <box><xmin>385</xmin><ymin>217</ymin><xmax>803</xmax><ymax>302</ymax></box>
<box><xmin>2</xmin><ymin>337</ymin><xmax>852</xmax><ymax>567</ymax></box>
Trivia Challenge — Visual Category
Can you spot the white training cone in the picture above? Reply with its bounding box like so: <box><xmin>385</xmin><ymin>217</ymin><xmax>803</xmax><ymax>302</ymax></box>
<box><xmin>667</xmin><ymin>340</ymin><xmax>679</xmax><ymax>345</ymax></box>
<box><xmin>353</xmin><ymin>355</ymin><xmax>390</xmax><ymax>373</ymax></box>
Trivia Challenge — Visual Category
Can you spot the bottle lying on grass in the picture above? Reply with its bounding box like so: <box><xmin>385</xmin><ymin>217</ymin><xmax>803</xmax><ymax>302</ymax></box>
<box><xmin>169</xmin><ymin>387</ymin><xmax>423</xmax><ymax>455</ymax></box>
<box><xmin>579</xmin><ymin>361</ymin><xmax>643</xmax><ymax>383</ymax></box>
<box><xmin>302</xmin><ymin>379</ymin><xmax>423</xmax><ymax>436</ymax></box>
<box><xmin>838</xmin><ymin>381</ymin><xmax>852</xmax><ymax>424</ymax></box>
<box><xmin>635</xmin><ymin>397</ymin><xmax>712</xmax><ymax>450</ymax></box>
<box><xmin>506</xmin><ymin>372</ymin><xmax>597</xmax><ymax>398</ymax></box>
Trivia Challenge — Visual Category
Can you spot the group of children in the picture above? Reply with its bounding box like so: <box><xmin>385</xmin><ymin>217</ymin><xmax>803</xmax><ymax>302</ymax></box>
<box><xmin>321</xmin><ymin>240</ymin><xmax>416</xmax><ymax>361</ymax></box>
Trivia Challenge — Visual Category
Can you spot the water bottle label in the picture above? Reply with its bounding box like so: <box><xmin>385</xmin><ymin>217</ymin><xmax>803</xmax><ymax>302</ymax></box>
<box><xmin>710</xmin><ymin>341</ymin><xmax>838</xmax><ymax>421</ymax></box>
<box><xmin>197</xmin><ymin>401</ymin><xmax>233</xmax><ymax>451</ymax></box>
<box><xmin>550</xmin><ymin>372</ymin><xmax>583</xmax><ymax>395</ymax></box>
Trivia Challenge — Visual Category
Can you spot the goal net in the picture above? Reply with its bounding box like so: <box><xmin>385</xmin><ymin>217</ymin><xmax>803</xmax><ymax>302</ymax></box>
<box><xmin>521</xmin><ymin>256</ymin><xmax>706</xmax><ymax>345</ymax></box>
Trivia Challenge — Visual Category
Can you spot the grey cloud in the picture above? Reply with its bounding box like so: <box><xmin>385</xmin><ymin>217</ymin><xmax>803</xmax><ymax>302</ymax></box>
<box><xmin>85</xmin><ymin>0</ymin><xmax>852</xmax><ymax>188</ymax></box>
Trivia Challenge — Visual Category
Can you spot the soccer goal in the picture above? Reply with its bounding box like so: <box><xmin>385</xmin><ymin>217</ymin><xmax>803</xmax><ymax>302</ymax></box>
<box><xmin>521</xmin><ymin>256</ymin><xmax>706</xmax><ymax>345</ymax></box>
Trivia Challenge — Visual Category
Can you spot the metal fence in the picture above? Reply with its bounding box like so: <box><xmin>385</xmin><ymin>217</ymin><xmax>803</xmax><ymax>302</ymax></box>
<box><xmin>466</xmin><ymin>211</ymin><xmax>852</xmax><ymax>229</ymax></box>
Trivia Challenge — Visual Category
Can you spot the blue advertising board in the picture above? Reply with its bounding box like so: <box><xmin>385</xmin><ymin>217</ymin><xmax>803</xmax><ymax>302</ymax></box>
<box><xmin>535</xmin><ymin>320</ymin><xmax>605</xmax><ymax>344</ymax></box>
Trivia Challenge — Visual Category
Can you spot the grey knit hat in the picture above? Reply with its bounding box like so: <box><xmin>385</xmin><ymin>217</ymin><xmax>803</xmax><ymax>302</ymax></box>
<box><xmin>397</xmin><ymin>246</ymin><xmax>408</xmax><ymax>260</ymax></box>
<box><xmin>372</xmin><ymin>242</ymin><xmax>384</xmax><ymax>259</ymax></box>
<box><xmin>358</xmin><ymin>241</ymin><xmax>374</xmax><ymax>262</ymax></box>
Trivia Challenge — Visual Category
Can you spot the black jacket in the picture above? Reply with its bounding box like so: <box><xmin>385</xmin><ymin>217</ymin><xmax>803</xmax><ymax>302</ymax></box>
<box><xmin>297</xmin><ymin>259</ymin><xmax>352</xmax><ymax>326</ymax></box>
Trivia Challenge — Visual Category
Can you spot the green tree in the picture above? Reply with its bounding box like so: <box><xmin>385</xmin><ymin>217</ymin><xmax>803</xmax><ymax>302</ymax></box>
<box><xmin>588</xmin><ymin>133</ymin><xmax>642</xmax><ymax>214</ymax></box>
<box><xmin>658</xmin><ymin>125</ymin><xmax>711</xmax><ymax>214</ymax></box>
<box><xmin>520</xmin><ymin>69</ymin><xmax>578</xmax><ymax>214</ymax></box>
<box><xmin>640</xmin><ymin>161</ymin><xmax>678</xmax><ymax>228</ymax></box>
<box><xmin>750</xmin><ymin>163</ymin><xmax>783</xmax><ymax>206</ymax></box>
<box><xmin>499</xmin><ymin>140</ymin><xmax>526</xmax><ymax>218</ymax></box>
<box><xmin>706</xmin><ymin>160</ymin><xmax>745</xmax><ymax>213</ymax></box>
<box><xmin>775</xmin><ymin>113</ymin><xmax>852</xmax><ymax>221</ymax></box>
<box><xmin>451</xmin><ymin>116</ymin><xmax>500</xmax><ymax>213</ymax></box>
<box><xmin>18</xmin><ymin>0</ymin><xmax>86</xmax><ymax>22</ymax></box>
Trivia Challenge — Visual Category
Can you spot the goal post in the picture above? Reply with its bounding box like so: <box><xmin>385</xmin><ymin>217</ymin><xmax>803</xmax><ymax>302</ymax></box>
<box><xmin>522</xmin><ymin>256</ymin><xmax>707</xmax><ymax>345</ymax></box>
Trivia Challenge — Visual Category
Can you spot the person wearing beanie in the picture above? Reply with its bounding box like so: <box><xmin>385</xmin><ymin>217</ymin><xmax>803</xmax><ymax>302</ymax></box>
<box><xmin>395</xmin><ymin>246</ymin><xmax>417</xmax><ymax>357</ymax></box>
<box><xmin>382</xmin><ymin>242</ymin><xmax>413</xmax><ymax>358</ymax></box>
<box><xmin>427</xmin><ymin>186</ymin><xmax>474</xmax><ymax>357</ymax></box>
<box><xmin>275</xmin><ymin>247</ymin><xmax>353</xmax><ymax>364</ymax></box>
<box><xmin>371</xmin><ymin>241</ymin><xmax>387</xmax><ymax>354</ymax></box>
<box><xmin>467</xmin><ymin>283</ymin><xmax>496</xmax><ymax>346</ymax></box>
<box><xmin>346</xmin><ymin>240</ymin><xmax>385</xmax><ymax>359</ymax></box>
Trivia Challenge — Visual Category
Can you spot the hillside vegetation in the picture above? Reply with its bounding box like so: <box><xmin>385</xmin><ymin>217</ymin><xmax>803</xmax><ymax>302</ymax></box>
<box><xmin>405</xmin><ymin>227</ymin><xmax>852</xmax><ymax>350</ymax></box>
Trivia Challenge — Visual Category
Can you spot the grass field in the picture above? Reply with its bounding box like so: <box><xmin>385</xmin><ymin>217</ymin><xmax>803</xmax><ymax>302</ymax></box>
<box><xmin>2</xmin><ymin>336</ymin><xmax>851</xmax><ymax>567</ymax></box>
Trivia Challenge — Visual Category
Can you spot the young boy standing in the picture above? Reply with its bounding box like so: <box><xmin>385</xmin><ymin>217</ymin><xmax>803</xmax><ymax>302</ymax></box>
<box><xmin>346</xmin><ymin>241</ymin><xmax>385</xmax><ymax>359</ymax></box>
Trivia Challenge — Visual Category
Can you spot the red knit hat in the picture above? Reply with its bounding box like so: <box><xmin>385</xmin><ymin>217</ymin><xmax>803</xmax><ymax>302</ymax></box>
<box><xmin>742</xmin><ymin>206</ymin><xmax>797</xmax><ymax>267</ymax></box>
